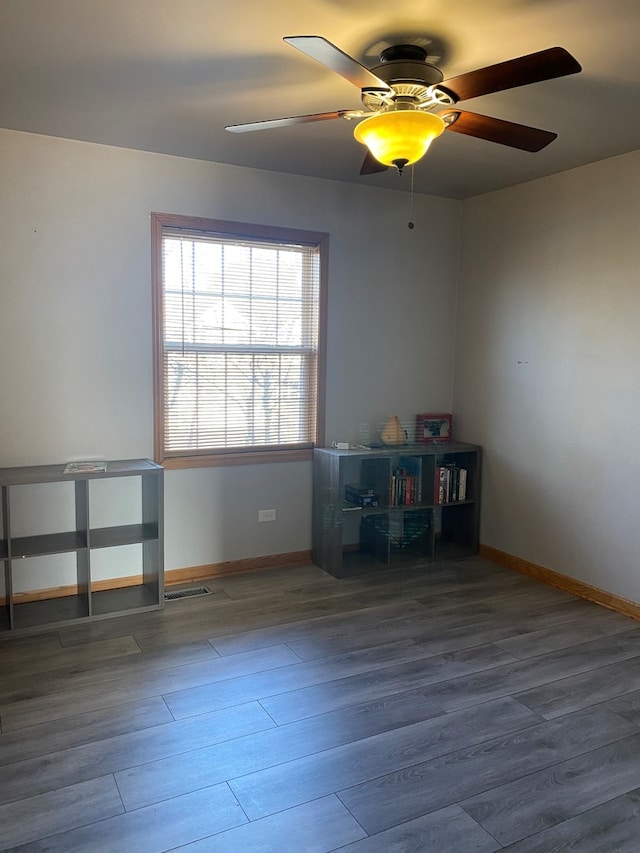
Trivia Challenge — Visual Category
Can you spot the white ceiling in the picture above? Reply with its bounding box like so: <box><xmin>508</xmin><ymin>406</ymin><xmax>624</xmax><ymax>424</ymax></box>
<box><xmin>1</xmin><ymin>0</ymin><xmax>639</xmax><ymax>199</ymax></box>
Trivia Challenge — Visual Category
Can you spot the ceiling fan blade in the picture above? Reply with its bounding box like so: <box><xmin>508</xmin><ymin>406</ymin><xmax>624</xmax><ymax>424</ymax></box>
<box><xmin>443</xmin><ymin>110</ymin><xmax>557</xmax><ymax>151</ymax></box>
<box><xmin>440</xmin><ymin>47</ymin><xmax>581</xmax><ymax>102</ymax></box>
<box><xmin>284</xmin><ymin>36</ymin><xmax>392</xmax><ymax>93</ymax></box>
<box><xmin>226</xmin><ymin>111</ymin><xmax>350</xmax><ymax>133</ymax></box>
<box><xmin>359</xmin><ymin>151</ymin><xmax>389</xmax><ymax>175</ymax></box>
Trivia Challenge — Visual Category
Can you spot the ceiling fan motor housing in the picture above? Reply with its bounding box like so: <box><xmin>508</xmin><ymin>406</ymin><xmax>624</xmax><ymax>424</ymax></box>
<box><xmin>362</xmin><ymin>44</ymin><xmax>452</xmax><ymax>112</ymax></box>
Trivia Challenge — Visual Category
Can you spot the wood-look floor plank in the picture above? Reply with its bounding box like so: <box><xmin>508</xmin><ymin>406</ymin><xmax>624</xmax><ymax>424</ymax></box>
<box><xmin>0</xmin><ymin>631</ymin><xmax>62</xmax><ymax>655</ymax></box>
<box><xmin>280</xmin><ymin>561</ymin><xmax>529</xmax><ymax>608</ymax></box>
<box><xmin>210</xmin><ymin>600</ymin><xmax>429</xmax><ymax>656</ymax></box>
<box><xmin>164</xmin><ymin>640</ymin><xmax>514</xmax><ymax>721</ymax></box>
<box><xmin>276</xmin><ymin>573</ymin><xmax>463</xmax><ymax>606</ymax></box>
<box><xmin>336</xmin><ymin>706</ymin><xmax>637</xmax><ymax>835</ymax></box>
<box><xmin>229</xmin><ymin>697</ymin><xmax>541</xmax><ymax>821</ymax></box>
<box><xmin>0</xmin><ymin>701</ymin><xmax>273</xmax><ymax>806</ymax></box>
<box><xmin>259</xmin><ymin>628</ymin><xmax>640</xmax><ymax>726</ymax></box>
<box><xmin>461</xmin><ymin>732</ymin><xmax>640</xmax><ymax>846</ymax></box>
<box><xmin>52</xmin><ymin>589</ymin><xmax>233</xmax><ymax>649</ymax></box>
<box><xmin>52</xmin><ymin>587</ymin><xmax>305</xmax><ymax>648</ymax></box>
<box><xmin>55</xmin><ymin>606</ymin><xmax>170</xmax><ymax>647</ymax></box>
<box><xmin>0</xmin><ymin>775</ymin><xmax>123</xmax><ymax>850</ymax></box>
<box><xmin>0</xmin><ymin>643</ymin><xmax>299</xmax><ymax>730</ymax></box>
<box><xmin>116</xmin><ymin>695</ymin><xmax>538</xmax><ymax>812</ymax></box>
<box><xmin>415</xmin><ymin>579</ymin><xmax>579</xmax><ymax>615</ymax></box>
<box><xmin>386</xmin><ymin>596</ymin><xmax>577</xmax><ymax>634</ymax></box>
<box><xmin>283</xmin><ymin>612</ymin><xmax>465</xmax><ymax>662</ymax></box>
<box><xmin>305</xmin><ymin>558</ymin><xmax>510</xmax><ymax>597</ymax></box>
<box><xmin>169</xmin><ymin>795</ymin><xmax>365</xmax><ymax>852</ymax></box>
<box><xmin>275</xmin><ymin>584</ymin><xmax>550</xmax><ymax>661</ymax></box>
<box><xmin>134</xmin><ymin>592</ymin><xmax>402</xmax><ymax>652</ymax></box>
<box><xmin>0</xmin><ymin>695</ymin><xmax>173</xmax><ymax>768</ymax></box>
<box><xmin>500</xmin><ymin>786</ymin><xmax>640</xmax><ymax>853</ymax></box>
<box><xmin>494</xmin><ymin>608</ymin><xmax>635</xmax><ymax>659</ymax></box>
<box><xmin>303</xmin><ymin>627</ymin><xmax>640</xmax><ymax>730</ymax></box>
<box><xmin>212</xmin><ymin>595</ymin><xmax>594</xmax><ymax>660</ymax></box>
<box><xmin>335</xmin><ymin>804</ymin><xmax>500</xmax><ymax>853</ymax></box>
<box><xmin>9</xmin><ymin>782</ymin><xmax>247</xmax><ymax>853</ymax></box>
<box><xmin>284</xmin><ymin>598</ymin><xmax>631</xmax><ymax>665</ymax></box>
<box><xmin>205</xmin><ymin>563</ymin><xmax>338</xmax><ymax>599</ymax></box>
<box><xmin>0</xmin><ymin>637</ymin><xmax>223</xmax><ymax>703</ymax></box>
<box><xmin>259</xmin><ymin>643</ymin><xmax>515</xmax><ymax>725</ymax></box>
<box><xmin>605</xmin><ymin>688</ymin><xmax>640</xmax><ymax>726</ymax></box>
<box><xmin>516</xmin><ymin>653</ymin><xmax>640</xmax><ymax>719</ymax></box>
<box><xmin>0</xmin><ymin>634</ymin><xmax>141</xmax><ymax>679</ymax></box>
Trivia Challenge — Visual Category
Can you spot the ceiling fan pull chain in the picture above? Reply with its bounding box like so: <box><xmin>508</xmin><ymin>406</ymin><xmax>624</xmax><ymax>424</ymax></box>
<box><xmin>408</xmin><ymin>165</ymin><xmax>416</xmax><ymax>229</ymax></box>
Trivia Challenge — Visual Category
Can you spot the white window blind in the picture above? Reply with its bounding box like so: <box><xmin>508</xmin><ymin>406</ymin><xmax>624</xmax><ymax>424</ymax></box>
<box><xmin>153</xmin><ymin>216</ymin><xmax>325</xmax><ymax>464</ymax></box>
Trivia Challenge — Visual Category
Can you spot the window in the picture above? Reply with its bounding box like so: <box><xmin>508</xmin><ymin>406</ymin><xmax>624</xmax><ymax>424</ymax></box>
<box><xmin>152</xmin><ymin>213</ymin><xmax>327</xmax><ymax>468</ymax></box>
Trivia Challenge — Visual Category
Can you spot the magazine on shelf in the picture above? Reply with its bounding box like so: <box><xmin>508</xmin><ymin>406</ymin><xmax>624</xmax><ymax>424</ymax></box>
<box><xmin>63</xmin><ymin>461</ymin><xmax>108</xmax><ymax>474</ymax></box>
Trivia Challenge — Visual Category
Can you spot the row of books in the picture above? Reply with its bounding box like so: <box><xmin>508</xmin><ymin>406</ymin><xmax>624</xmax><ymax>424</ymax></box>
<box><xmin>356</xmin><ymin>462</ymin><xmax>468</xmax><ymax>509</ymax></box>
<box><xmin>390</xmin><ymin>467</ymin><xmax>421</xmax><ymax>506</ymax></box>
<box><xmin>435</xmin><ymin>464</ymin><xmax>468</xmax><ymax>504</ymax></box>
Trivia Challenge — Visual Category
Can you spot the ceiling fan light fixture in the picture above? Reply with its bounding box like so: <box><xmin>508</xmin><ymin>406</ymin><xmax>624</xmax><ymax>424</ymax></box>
<box><xmin>353</xmin><ymin>109</ymin><xmax>446</xmax><ymax>171</ymax></box>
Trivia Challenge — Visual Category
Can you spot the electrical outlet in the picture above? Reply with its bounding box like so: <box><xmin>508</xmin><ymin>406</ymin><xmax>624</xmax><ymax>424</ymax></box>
<box><xmin>258</xmin><ymin>508</ymin><xmax>277</xmax><ymax>523</ymax></box>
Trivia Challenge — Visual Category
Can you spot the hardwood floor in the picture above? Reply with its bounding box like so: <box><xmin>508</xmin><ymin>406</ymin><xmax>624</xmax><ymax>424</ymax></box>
<box><xmin>2</xmin><ymin>556</ymin><xmax>640</xmax><ymax>851</ymax></box>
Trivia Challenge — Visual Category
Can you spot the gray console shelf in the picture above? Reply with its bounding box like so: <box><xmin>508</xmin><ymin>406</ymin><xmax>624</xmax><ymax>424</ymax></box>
<box><xmin>0</xmin><ymin>458</ymin><xmax>163</xmax><ymax>635</ymax></box>
<box><xmin>313</xmin><ymin>442</ymin><xmax>481</xmax><ymax>577</ymax></box>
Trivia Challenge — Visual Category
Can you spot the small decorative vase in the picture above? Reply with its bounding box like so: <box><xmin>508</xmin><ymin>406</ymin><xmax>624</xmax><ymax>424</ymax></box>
<box><xmin>380</xmin><ymin>415</ymin><xmax>407</xmax><ymax>446</ymax></box>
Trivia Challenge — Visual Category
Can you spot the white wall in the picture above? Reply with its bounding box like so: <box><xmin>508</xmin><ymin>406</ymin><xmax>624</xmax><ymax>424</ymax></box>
<box><xmin>0</xmin><ymin>129</ymin><xmax>461</xmax><ymax>581</ymax></box>
<box><xmin>455</xmin><ymin>149</ymin><xmax>640</xmax><ymax>600</ymax></box>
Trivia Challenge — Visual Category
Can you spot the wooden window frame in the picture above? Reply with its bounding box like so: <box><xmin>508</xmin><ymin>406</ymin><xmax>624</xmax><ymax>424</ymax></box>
<box><xmin>151</xmin><ymin>212</ymin><xmax>327</xmax><ymax>469</ymax></box>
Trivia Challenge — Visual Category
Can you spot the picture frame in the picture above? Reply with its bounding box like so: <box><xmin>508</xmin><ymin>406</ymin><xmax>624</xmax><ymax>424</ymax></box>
<box><xmin>415</xmin><ymin>413</ymin><xmax>453</xmax><ymax>443</ymax></box>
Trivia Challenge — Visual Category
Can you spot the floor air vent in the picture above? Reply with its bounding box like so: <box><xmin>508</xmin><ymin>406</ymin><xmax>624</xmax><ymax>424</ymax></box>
<box><xmin>164</xmin><ymin>587</ymin><xmax>212</xmax><ymax>601</ymax></box>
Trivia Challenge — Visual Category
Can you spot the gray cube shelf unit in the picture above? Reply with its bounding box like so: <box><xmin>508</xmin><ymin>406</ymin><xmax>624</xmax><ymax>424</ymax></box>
<box><xmin>0</xmin><ymin>458</ymin><xmax>163</xmax><ymax>635</ymax></box>
<box><xmin>313</xmin><ymin>442</ymin><xmax>481</xmax><ymax>577</ymax></box>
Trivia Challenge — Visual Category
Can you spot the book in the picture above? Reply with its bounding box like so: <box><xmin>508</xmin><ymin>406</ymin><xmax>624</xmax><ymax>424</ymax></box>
<box><xmin>64</xmin><ymin>461</ymin><xmax>107</xmax><ymax>474</ymax></box>
<box><xmin>436</xmin><ymin>464</ymin><xmax>460</xmax><ymax>503</ymax></box>
<box><xmin>458</xmin><ymin>468</ymin><xmax>467</xmax><ymax>501</ymax></box>
<box><xmin>345</xmin><ymin>483</ymin><xmax>379</xmax><ymax>507</ymax></box>
<box><xmin>391</xmin><ymin>468</ymin><xmax>416</xmax><ymax>506</ymax></box>
<box><xmin>434</xmin><ymin>465</ymin><xmax>468</xmax><ymax>503</ymax></box>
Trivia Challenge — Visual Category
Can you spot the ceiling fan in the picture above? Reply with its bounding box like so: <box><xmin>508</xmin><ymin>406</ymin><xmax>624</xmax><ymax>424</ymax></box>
<box><xmin>226</xmin><ymin>36</ymin><xmax>582</xmax><ymax>174</ymax></box>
